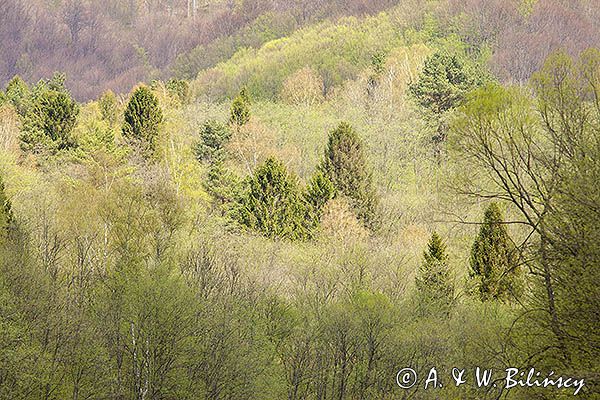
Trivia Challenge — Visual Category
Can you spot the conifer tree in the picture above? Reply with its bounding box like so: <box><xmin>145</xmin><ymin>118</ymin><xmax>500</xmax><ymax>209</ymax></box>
<box><xmin>470</xmin><ymin>203</ymin><xmax>520</xmax><ymax>301</ymax></box>
<box><xmin>166</xmin><ymin>78</ymin><xmax>190</xmax><ymax>105</ymax></box>
<box><xmin>20</xmin><ymin>89</ymin><xmax>79</xmax><ymax>153</ymax></box>
<box><xmin>194</xmin><ymin>120</ymin><xmax>232</xmax><ymax>163</ymax></box>
<box><xmin>416</xmin><ymin>232</ymin><xmax>454</xmax><ymax>315</ymax></box>
<box><xmin>122</xmin><ymin>86</ymin><xmax>163</xmax><ymax>156</ymax></box>
<box><xmin>99</xmin><ymin>90</ymin><xmax>119</xmax><ymax>126</ymax></box>
<box><xmin>237</xmin><ymin>157</ymin><xmax>307</xmax><ymax>240</ymax></box>
<box><xmin>409</xmin><ymin>52</ymin><xmax>485</xmax><ymax>147</ymax></box>
<box><xmin>409</xmin><ymin>52</ymin><xmax>482</xmax><ymax>116</ymax></box>
<box><xmin>204</xmin><ymin>160</ymin><xmax>241</xmax><ymax>213</ymax></box>
<box><xmin>303</xmin><ymin>170</ymin><xmax>334</xmax><ymax>231</ymax></box>
<box><xmin>229</xmin><ymin>88</ymin><xmax>251</xmax><ymax>128</ymax></box>
<box><xmin>5</xmin><ymin>75</ymin><xmax>30</xmax><ymax>116</ymax></box>
<box><xmin>319</xmin><ymin>122</ymin><xmax>378</xmax><ymax>228</ymax></box>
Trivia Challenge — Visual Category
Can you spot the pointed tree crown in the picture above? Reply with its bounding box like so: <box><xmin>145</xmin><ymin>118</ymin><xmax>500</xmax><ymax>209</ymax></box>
<box><xmin>229</xmin><ymin>88</ymin><xmax>251</xmax><ymax>127</ymax></box>
<box><xmin>319</xmin><ymin>122</ymin><xmax>378</xmax><ymax>227</ymax></box>
<box><xmin>122</xmin><ymin>85</ymin><xmax>163</xmax><ymax>155</ymax></box>
<box><xmin>238</xmin><ymin>157</ymin><xmax>307</xmax><ymax>240</ymax></box>
<box><xmin>470</xmin><ymin>203</ymin><xmax>519</xmax><ymax>301</ymax></box>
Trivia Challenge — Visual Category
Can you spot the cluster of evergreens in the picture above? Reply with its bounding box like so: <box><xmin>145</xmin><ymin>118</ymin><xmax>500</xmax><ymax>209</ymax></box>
<box><xmin>0</xmin><ymin>2</ymin><xmax>598</xmax><ymax>399</ymax></box>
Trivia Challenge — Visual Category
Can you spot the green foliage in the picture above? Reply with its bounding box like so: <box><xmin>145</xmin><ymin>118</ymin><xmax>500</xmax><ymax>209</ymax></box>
<box><xmin>409</xmin><ymin>52</ymin><xmax>485</xmax><ymax>116</ymax></box>
<box><xmin>229</xmin><ymin>89</ymin><xmax>251</xmax><ymax>128</ymax></box>
<box><xmin>77</xmin><ymin>120</ymin><xmax>121</xmax><ymax>157</ymax></box>
<box><xmin>319</xmin><ymin>122</ymin><xmax>378</xmax><ymax>228</ymax></box>
<box><xmin>166</xmin><ymin>78</ymin><xmax>190</xmax><ymax>105</ymax></box>
<box><xmin>172</xmin><ymin>11</ymin><xmax>296</xmax><ymax>81</ymax></box>
<box><xmin>303</xmin><ymin>170</ymin><xmax>335</xmax><ymax>230</ymax></box>
<box><xmin>98</xmin><ymin>90</ymin><xmax>119</xmax><ymax>126</ymax></box>
<box><xmin>416</xmin><ymin>232</ymin><xmax>454</xmax><ymax>315</ymax></box>
<box><xmin>530</xmin><ymin>49</ymin><xmax>600</xmax><ymax>378</ymax></box>
<box><xmin>5</xmin><ymin>75</ymin><xmax>30</xmax><ymax>116</ymax></box>
<box><xmin>453</xmin><ymin>50</ymin><xmax>600</xmax><ymax>385</ymax></box>
<box><xmin>20</xmin><ymin>88</ymin><xmax>79</xmax><ymax>153</ymax></box>
<box><xmin>204</xmin><ymin>160</ymin><xmax>241</xmax><ymax>213</ymax></box>
<box><xmin>237</xmin><ymin>157</ymin><xmax>307</xmax><ymax>240</ymax></box>
<box><xmin>194</xmin><ymin>120</ymin><xmax>232</xmax><ymax>163</ymax></box>
<box><xmin>3</xmin><ymin>9</ymin><xmax>599</xmax><ymax>398</ymax></box>
<box><xmin>39</xmin><ymin>72</ymin><xmax>68</xmax><ymax>93</ymax></box>
<box><xmin>122</xmin><ymin>85</ymin><xmax>163</xmax><ymax>157</ymax></box>
<box><xmin>195</xmin><ymin>13</ymin><xmax>404</xmax><ymax>99</ymax></box>
<box><xmin>0</xmin><ymin>276</ymin><xmax>36</xmax><ymax>398</ymax></box>
<box><xmin>470</xmin><ymin>203</ymin><xmax>520</xmax><ymax>302</ymax></box>
<box><xmin>371</xmin><ymin>51</ymin><xmax>387</xmax><ymax>76</ymax></box>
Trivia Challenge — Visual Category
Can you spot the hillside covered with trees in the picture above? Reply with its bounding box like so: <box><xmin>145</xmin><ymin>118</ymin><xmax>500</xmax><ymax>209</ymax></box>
<box><xmin>0</xmin><ymin>0</ymin><xmax>599</xmax><ymax>399</ymax></box>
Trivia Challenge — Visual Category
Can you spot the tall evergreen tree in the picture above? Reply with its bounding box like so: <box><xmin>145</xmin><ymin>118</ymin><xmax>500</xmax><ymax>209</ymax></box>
<box><xmin>409</xmin><ymin>52</ymin><xmax>485</xmax><ymax>147</ymax></box>
<box><xmin>99</xmin><ymin>90</ymin><xmax>119</xmax><ymax>127</ymax></box>
<box><xmin>194</xmin><ymin>120</ymin><xmax>232</xmax><ymax>163</ymax></box>
<box><xmin>5</xmin><ymin>75</ymin><xmax>30</xmax><ymax>116</ymax></box>
<box><xmin>204</xmin><ymin>160</ymin><xmax>241</xmax><ymax>213</ymax></box>
<box><xmin>319</xmin><ymin>122</ymin><xmax>378</xmax><ymax>228</ymax></box>
<box><xmin>122</xmin><ymin>86</ymin><xmax>163</xmax><ymax>156</ymax></box>
<box><xmin>416</xmin><ymin>232</ymin><xmax>454</xmax><ymax>315</ymax></box>
<box><xmin>237</xmin><ymin>157</ymin><xmax>307</xmax><ymax>240</ymax></box>
<box><xmin>470</xmin><ymin>204</ymin><xmax>520</xmax><ymax>301</ymax></box>
<box><xmin>229</xmin><ymin>88</ymin><xmax>251</xmax><ymax>128</ymax></box>
<box><xmin>409</xmin><ymin>52</ymin><xmax>483</xmax><ymax>116</ymax></box>
<box><xmin>20</xmin><ymin>89</ymin><xmax>79</xmax><ymax>153</ymax></box>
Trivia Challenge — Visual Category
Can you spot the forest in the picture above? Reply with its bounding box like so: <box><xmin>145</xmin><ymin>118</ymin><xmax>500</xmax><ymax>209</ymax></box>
<box><xmin>0</xmin><ymin>0</ymin><xmax>599</xmax><ymax>399</ymax></box>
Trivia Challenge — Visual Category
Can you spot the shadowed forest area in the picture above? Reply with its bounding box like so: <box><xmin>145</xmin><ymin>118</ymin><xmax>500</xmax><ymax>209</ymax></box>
<box><xmin>0</xmin><ymin>0</ymin><xmax>599</xmax><ymax>399</ymax></box>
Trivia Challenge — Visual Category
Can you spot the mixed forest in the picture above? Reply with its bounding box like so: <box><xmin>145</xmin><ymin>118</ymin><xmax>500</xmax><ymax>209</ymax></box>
<box><xmin>0</xmin><ymin>0</ymin><xmax>599</xmax><ymax>399</ymax></box>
